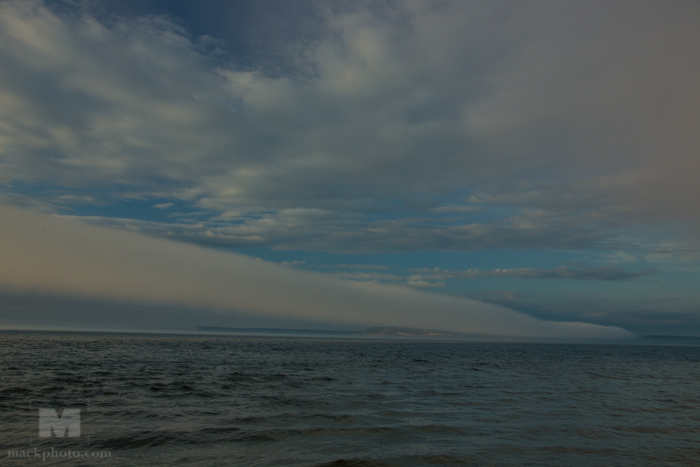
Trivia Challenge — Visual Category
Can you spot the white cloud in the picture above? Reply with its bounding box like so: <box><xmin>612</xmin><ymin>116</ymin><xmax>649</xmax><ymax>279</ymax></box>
<box><xmin>319</xmin><ymin>264</ymin><xmax>391</xmax><ymax>270</ymax></box>
<box><xmin>327</xmin><ymin>271</ymin><xmax>405</xmax><ymax>283</ymax></box>
<box><xmin>406</xmin><ymin>275</ymin><xmax>445</xmax><ymax>289</ymax></box>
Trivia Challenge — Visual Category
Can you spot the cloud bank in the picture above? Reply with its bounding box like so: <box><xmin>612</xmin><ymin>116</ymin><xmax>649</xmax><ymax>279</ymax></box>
<box><xmin>0</xmin><ymin>204</ymin><xmax>631</xmax><ymax>339</ymax></box>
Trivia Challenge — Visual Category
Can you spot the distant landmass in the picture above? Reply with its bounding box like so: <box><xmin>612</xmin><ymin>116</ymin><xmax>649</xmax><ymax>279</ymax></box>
<box><xmin>196</xmin><ymin>326</ymin><xmax>355</xmax><ymax>335</ymax></box>
<box><xmin>642</xmin><ymin>335</ymin><xmax>700</xmax><ymax>339</ymax></box>
<box><xmin>641</xmin><ymin>335</ymin><xmax>700</xmax><ymax>343</ymax></box>
<box><xmin>197</xmin><ymin>325</ymin><xmax>486</xmax><ymax>339</ymax></box>
<box><xmin>193</xmin><ymin>327</ymin><xmax>700</xmax><ymax>343</ymax></box>
<box><xmin>357</xmin><ymin>326</ymin><xmax>470</xmax><ymax>338</ymax></box>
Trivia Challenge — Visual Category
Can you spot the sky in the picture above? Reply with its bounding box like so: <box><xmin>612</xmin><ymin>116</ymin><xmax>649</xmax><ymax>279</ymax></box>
<box><xmin>0</xmin><ymin>0</ymin><xmax>698</xmax><ymax>337</ymax></box>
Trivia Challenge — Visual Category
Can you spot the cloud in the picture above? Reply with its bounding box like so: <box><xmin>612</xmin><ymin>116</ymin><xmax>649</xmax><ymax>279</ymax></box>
<box><xmin>61</xmin><ymin>208</ymin><xmax>608</xmax><ymax>253</ymax></box>
<box><xmin>406</xmin><ymin>275</ymin><xmax>445</xmax><ymax>289</ymax></box>
<box><xmin>280</xmin><ymin>260</ymin><xmax>306</xmax><ymax>267</ymax></box>
<box><xmin>411</xmin><ymin>266</ymin><xmax>656</xmax><ymax>282</ymax></box>
<box><xmin>319</xmin><ymin>264</ymin><xmax>391</xmax><ymax>270</ymax></box>
<box><xmin>0</xmin><ymin>204</ymin><xmax>632</xmax><ymax>339</ymax></box>
<box><xmin>472</xmin><ymin>292</ymin><xmax>700</xmax><ymax>336</ymax></box>
<box><xmin>326</xmin><ymin>271</ymin><xmax>405</xmax><ymax>283</ymax></box>
<box><xmin>0</xmin><ymin>0</ymin><xmax>698</xmax><ymax>253</ymax></box>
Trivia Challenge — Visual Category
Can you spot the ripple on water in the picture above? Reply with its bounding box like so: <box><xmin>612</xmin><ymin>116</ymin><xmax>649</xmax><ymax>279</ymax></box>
<box><xmin>1</xmin><ymin>334</ymin><xmax>699</xmax><ymax>466</ymax></box>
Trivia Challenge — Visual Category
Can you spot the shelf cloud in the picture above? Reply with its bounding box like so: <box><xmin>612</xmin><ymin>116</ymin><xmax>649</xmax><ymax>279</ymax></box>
<box><xmin>0</xmin><ymin>204</ymin><xmax>631</xmax><ymax>339</ymax></box>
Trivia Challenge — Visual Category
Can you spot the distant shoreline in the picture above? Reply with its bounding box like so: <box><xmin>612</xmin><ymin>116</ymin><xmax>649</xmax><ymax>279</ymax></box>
<box><xmin>1</xmin><ymin>326</ymin><xmax>699</xmax><ymax>345</ymax></box>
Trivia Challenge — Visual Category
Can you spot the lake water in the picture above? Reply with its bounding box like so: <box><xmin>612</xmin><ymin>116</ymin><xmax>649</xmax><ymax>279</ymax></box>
<box><xmin>1</xmin><ymin>331</ymin><xmax>699</xmax><ymax>466</ymax></box>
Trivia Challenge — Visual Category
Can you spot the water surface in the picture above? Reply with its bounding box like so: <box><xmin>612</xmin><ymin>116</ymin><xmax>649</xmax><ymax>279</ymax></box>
<box><xmin>1</xmin><ymin>332</ymin><xmax>699</xmax><ymax>466</ymax></box>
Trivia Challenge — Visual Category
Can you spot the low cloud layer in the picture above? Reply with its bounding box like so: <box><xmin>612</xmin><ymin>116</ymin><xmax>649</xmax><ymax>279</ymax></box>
<box><xmin>0</xmin><ymin>204</ymin><xmax>631</xmax><ymax>339</ymax></box>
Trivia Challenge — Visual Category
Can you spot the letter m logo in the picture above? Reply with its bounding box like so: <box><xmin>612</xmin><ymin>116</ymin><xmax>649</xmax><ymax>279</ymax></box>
<box><xmin>39</xmin><ymin>408</ymin><xmax>81</xmax><ymax>437</ymax></box>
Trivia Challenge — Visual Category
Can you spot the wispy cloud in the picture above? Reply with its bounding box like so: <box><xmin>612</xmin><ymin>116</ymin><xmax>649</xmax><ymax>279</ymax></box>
<box><xmin>326</xmin><ymin>271</ymin><xmax>405</xmax><ymax>283</ymax></box>
<box><xmin>319</xmin><ymin>264</ymin><xmax>392</xmax><ymax>271</ymax></box>
<box><xmin>411</xmin><ymin>266</ymin><xmax>656</xmax><ymax>282</ymax></box>
<box><xmin>60</xmin><ymin>209</ymin><xmax>609</xmax><ymax>253</ymax></box>
<box><xmin>406</xmin><ymin>276</ymin><xmax>446</xmax><ymax>289</ymax></box>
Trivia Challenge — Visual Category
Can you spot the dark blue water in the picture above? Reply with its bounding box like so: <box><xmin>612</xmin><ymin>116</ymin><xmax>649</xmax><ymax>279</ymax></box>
<box><xmin>1</xmin><ymin>332</ymin><xmax>699</xmax><ymax>466</ymax></box>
